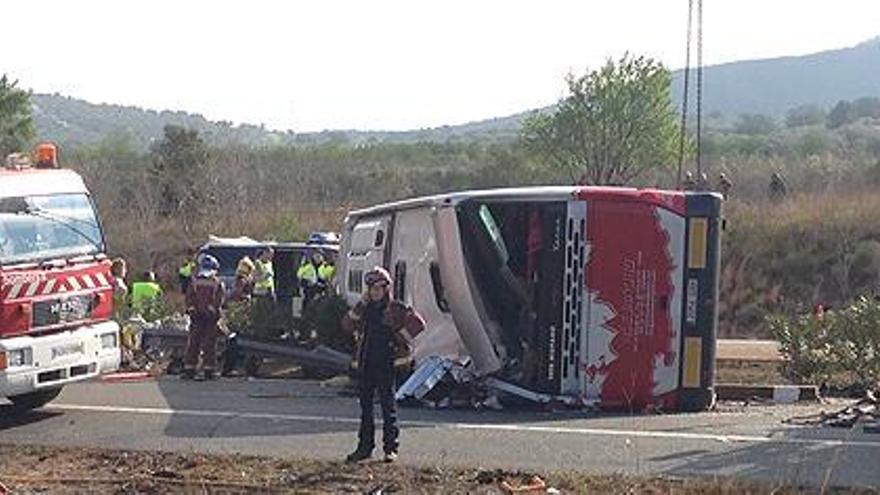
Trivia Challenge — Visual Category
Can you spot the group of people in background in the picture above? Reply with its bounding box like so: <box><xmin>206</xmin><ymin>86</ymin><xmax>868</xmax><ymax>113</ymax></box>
<box><xmin>110</xmin><ymin>258</ymin><xmax>164</xmax><ymax>318</ymax></box>
<box><xmin>681</xmin><ymin>170</ymin><xmax>788</xmax><ymax>201</ymax></box>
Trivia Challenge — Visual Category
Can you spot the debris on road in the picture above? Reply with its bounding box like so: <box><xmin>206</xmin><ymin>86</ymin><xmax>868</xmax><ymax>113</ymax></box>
<box><xmin>785</xmin><ymin>390</ymin><xmax>878</xmax><ymax>431</ymax></box>
<box><xmin>396</xmin><ymin>357</ymin><xmax>589</xmax><ymax>411</ymax></box>
<box><xmin>126</xmin><ymin>317</ymin><xmax>351</xmax><ymax>379</ymax></box>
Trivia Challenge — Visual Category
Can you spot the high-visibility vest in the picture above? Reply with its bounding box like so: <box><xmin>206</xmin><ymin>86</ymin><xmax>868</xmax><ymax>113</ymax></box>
<box><xmin>131</xmin><ymin>282</ymin><xmax>162</xmax><ymax>312</ymax></box>
<box><xmin>318</xmin><ymin>263</ymin><xmax>335</xmax><ymax>281</ymax></box>
<box><xmin>178</xmin><ymin>260</ymin><xmax>195</xmax><ymax>278</ymax></box>
<box><xmin>297</xmin><ymin>263</ymin><xmax>318</xmax><ymax>285</ymax></box>
<box><xmin>254</xmin><ymin>260</ymin><xmax>274</xmax><ymax>295</ymax></box>
<box><xmin>298</xmin><ymin>262</ymin><xmax>334</xmax><ymax>284</ymax></box>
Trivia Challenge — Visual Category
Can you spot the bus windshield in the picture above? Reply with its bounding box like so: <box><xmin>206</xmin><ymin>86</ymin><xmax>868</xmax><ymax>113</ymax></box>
<box><xmin>0</xmin><ymin>193</ymin><xmax>104</xmax><ymax>265</ymax></box>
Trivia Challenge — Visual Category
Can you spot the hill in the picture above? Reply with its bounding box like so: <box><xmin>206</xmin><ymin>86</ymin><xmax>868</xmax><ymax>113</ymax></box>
<box><xmin>30</xmin><ymin>36</ymin><xmax>880</xmax><ymax>149</ymax></box>
<box><xmin>673</xmin><ymin>36</ymin><xmax>880</xmax><ymax>116</ymax></box>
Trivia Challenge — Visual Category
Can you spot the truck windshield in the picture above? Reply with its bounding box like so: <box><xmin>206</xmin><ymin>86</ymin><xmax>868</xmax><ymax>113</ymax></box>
<box><xmin>0</xmin><ymin>193</ymin><xmax>104</xmax><ymax>265</ymax></box>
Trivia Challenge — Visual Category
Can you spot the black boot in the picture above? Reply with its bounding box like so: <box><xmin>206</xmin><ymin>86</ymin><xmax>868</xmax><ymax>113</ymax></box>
<box><xmin>345</xmin><ymin>447</ymin><xmax>372</xmax><ymax>463</ymax></box>
<box><xmin>203</xmin><ymin>369</ymin><xmax>217</xmax><ymax>381</ymax></box>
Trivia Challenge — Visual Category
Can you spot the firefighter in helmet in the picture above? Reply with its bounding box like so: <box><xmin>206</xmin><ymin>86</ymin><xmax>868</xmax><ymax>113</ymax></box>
<box><xmin>342</xmin><ymin>267</ymin><xmax>425</xmax><ymax>463</ymax></box>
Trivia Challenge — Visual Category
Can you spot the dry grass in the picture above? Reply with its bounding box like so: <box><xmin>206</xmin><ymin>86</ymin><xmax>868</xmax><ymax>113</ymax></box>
<box><xmin>0</xmin><ymin>443</ymin><xmax>866</xmax><ymax>494</ymax></box>
<box><xmin>719</xmin><ymin>190</ymin><xmax>880</xmax><ymax>337</ymax></box>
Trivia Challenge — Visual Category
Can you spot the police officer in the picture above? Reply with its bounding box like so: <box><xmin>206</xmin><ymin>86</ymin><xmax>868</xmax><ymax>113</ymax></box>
<box><xmin>297</xmin><ymin>250</ymin><xmax>335</xmax><ymax>308</ymax></box>
<box><xmin>342</xmin><ymin>267</ymin><xmax>425</xmax><ymax>463</ymax></box>
<box><xmin>178</xmin><ymin>251</ymin><xmax>197</xmax><ymax>293</ymax></box>
<box><xmin>253</xmin><ymin>248</ymin><xmax>275</xmax><ymax>299</ymax></box>
<box><xmin>182</xmin><ymin>255</ymin><xmax>225</xmax><ymax>381</ymax></box>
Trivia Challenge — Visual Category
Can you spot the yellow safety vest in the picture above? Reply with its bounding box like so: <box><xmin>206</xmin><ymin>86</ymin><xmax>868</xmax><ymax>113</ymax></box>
<box><xmin>318</xmin><ymin>263</ymin><xmax>335</xmax><ymax>281</ymax></box>
<box><xmin>254</xmin><ymin>260</ymin><xmax>274</xmax><ymax>295</ymax></box>
<box><xmin>298</xmin><ymin>262</ymin><xmax>334</xmax><ymax>284</ymax></box>
<box><xmin>131</xmin><ymin>282</ymin><xmax>162</xmax><ymax>312</ymax></box>
<box><xmin>178</xmin><ymin>260</ymin><xmax>195</xmax><ymax>278</ymax></box>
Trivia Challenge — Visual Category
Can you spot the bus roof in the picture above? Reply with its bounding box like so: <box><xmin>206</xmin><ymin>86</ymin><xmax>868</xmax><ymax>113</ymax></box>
<box><xmin>346</xmin><ymin>185</ymin><xmax>702</xmax><ymax>220</ymax></box>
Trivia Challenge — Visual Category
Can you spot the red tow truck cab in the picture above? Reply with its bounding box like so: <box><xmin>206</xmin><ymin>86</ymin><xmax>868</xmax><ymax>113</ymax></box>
<box><xmin>0</xmin><ymin>145</ymin><xmax>120</xmax><ymax>410</ymax></box>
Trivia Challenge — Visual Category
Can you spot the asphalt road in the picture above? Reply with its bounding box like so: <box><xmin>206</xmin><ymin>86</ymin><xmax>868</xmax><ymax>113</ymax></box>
<box><xmin>0</xmin><ymin>378</ymin><xmax>878</xmax><ymax>490</ymax></box>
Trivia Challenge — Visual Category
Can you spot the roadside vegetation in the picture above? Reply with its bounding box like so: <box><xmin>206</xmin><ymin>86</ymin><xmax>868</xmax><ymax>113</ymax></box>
<box><xmin>3</xmin><ymin>68</ymin><xmax>880</xmax><ymax>341</ymax></box>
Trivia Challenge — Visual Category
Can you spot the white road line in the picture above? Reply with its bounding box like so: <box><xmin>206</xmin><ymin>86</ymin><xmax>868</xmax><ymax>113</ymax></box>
<box><xmin>47</xmin><ymin>403</ymin><xmax>880</xmax><ymax>449</ymax></box>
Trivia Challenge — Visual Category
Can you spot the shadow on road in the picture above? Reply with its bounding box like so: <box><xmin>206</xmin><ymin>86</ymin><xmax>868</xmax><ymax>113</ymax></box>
<box><xmin>662</xmin><ymin>425</ymin><xmax>880</xmax><ymax>488</ymax></box>
<box><xmin>0</xmin><ymin>407</ymin><xmax>63</xmax><ymax>431</ymax></box>
<box><xmin>152</xmin><ymin>376</ymin><xmax>619</xmax><ymax>440</ymax></box>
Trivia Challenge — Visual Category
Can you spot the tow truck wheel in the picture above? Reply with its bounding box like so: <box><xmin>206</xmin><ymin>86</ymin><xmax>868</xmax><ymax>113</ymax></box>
<box><xmin>9</xmin><ymin>387</ymin><xmax>62</xmax><ymax>412</ymax></box>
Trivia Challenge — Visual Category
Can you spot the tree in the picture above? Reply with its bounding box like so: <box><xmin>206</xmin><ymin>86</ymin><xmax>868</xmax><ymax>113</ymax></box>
<box><xmin>150</xmin><ymin>125</ymin><xmax>209</xmax><ymax>225</ymax></box>
<box><xmin>0</xmin><ymin>75</ymin><xmax>35</xmax><ymax>157</ymax></box>
<box><xmin>734</xmin><ymin>114</ymin><xmax>777</xmax><ymax>136</ymax></box>
<box><xmin>521</xmin><ymin>54</ymin><xmax>679</xmax><ymax>185</ymax></box>
<box><xmin>785</xmin><ymin>105</ymin><xmax>826</xmax><ymax>128</ymax></box>
<box><xmin>827</xmin><ymin>100</ymin><xmax>854</xmax><ymax>129</ymax></box>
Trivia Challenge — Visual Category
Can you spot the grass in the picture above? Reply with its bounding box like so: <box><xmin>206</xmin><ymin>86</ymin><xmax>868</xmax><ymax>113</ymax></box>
<box><xmin>719</xmin><ymin>190</ymin><xmax>880</xmax><ymax>338</ymax></box>
<box><xmin>0</xmin><ymin>443</ymin><xmax>868</xmax><ymax>494</ymax></box>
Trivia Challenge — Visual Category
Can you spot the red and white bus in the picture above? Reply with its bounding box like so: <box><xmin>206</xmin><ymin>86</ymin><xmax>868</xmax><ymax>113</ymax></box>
<box><xmin>339</xmin><ymin>186</ymin><xmax>722</xmax><ymax>411</ymax></box>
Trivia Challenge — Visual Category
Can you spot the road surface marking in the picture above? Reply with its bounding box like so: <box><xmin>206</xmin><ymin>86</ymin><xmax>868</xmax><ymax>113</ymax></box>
<box><xmin>48</xmin><ymin>403</ymin><xmax>880</xmax><ymax>449</ymax></box>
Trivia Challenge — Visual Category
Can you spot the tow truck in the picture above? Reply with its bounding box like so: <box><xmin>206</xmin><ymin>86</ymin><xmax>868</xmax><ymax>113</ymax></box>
<box><xmin>0</xmin><ymin>144</ymin><xmax>120</xmax><ymax>411</ymax></box>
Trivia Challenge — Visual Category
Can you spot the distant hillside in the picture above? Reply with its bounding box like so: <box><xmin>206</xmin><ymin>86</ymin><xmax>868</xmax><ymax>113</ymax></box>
<box><xmin>31</xmin><ymin>36</ymin><xmax>880</xmax><ymax>149</ymax></box>
<box><xmin>673</xmin><ymin>36</ymin><xmax>880</xmax><ymax>116</ymax></box>
<box><xmin>31</xmin><ymin>94</ymin><xmax>296</xmax><ymax>150</ymax></box>
<box><xmin>31</xmin><ymin>94</ymin><xmax>523</xmax><ymax>151</ymax></box>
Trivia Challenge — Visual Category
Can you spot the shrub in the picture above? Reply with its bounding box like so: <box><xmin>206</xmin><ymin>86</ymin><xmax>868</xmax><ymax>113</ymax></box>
<box><xmin>768</xmin><ymin>296</ymin><xmax>880</xmax><ymax>388</ymax></box>
<box><xmin>298</xmin><ymin>294</ymin><xmax>352</xmax><ymax>353</ymax></box>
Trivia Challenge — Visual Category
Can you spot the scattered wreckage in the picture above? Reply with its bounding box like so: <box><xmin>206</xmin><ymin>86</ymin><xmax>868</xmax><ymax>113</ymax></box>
<box><xmin>785</xmin><ymin>390</ymin><xmax>880</xmax><ymax>434</ymax></box>
<box><xmin>119</xmin><ymin>315</ymin><xmax>350</xmax><ymax>378</ymax></box>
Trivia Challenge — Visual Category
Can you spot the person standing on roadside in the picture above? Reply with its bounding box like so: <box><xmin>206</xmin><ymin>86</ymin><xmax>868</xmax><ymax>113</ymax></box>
<box><xmin>342</xmin><ymin>267</ymin><xmax>425</xmax><ymax>464</ymax></box>
<box><xmin>182</xmin><ymin>255</ymin><xmax>225</xmax><ymax>381</ymax></box>
<box><xmin>253</xmin><ymin>248</ymin><xmax>275</xmax><ymax>300</ymax></box>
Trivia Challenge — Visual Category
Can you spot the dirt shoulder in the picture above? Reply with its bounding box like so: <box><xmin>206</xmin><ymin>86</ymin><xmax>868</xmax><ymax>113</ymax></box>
<box><xmin>0</xmin><ymin>443</ymin><xmax>866</xmax><ymax>494</ymax></box>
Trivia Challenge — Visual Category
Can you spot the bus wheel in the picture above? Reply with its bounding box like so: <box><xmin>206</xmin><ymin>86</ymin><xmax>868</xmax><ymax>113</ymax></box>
<box><xmin>9</xmin><ymin>387</ymin><xmax>63</xmax><ymax>412</ymax></box>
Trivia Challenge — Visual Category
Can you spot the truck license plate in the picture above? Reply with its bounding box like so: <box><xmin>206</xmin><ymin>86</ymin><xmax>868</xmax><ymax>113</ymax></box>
<box><xmin>33</xmin><ymin>295</ymin><xmax>93</xmax><ymax>328</ymax></box>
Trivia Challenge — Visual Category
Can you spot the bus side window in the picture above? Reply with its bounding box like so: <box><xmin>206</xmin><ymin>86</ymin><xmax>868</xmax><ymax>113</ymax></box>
<box><xmin>348</xmin><ymin>269</ymin><xmax>363</xmax><ymax>294</ymax></box>
<box><xmin>394</xmin><ymin>261</ymin><xmax>406</xmax><ymax>301</ymax></box>
<box><xmin>429</xmin><ymin>262</ymin><xmax>450</xmax><ymax>313</ymax></box>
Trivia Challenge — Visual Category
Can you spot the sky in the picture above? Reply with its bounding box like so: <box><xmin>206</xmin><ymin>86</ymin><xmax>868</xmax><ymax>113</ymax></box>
<box><xmin>2</xmin><ymin>1</ymin><xmax>879</xmax><ymax>132</ymax></box>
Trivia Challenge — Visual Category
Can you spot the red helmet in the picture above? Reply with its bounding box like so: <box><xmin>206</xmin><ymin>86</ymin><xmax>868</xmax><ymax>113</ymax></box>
<box><xmin>364</xmin><ymin>266</ymin><xmax>392</xmax><ymax>287</ymax></box>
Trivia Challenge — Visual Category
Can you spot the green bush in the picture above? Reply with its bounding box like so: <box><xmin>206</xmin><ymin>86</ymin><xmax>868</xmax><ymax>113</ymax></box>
<box><xmin>298</xmin><ymin>295</ymin><xmax>352</xmax><ymax>353</ymax></box>
<box><xmin>769</xmin><ymin>296</ymin><xmax>880</xmax><ymax>388</ymax></box>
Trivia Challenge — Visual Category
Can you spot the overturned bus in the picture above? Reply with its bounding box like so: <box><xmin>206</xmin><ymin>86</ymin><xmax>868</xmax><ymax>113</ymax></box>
<box><xmin>338</xmin><ymin>186</ymin><xmax>722</xmax><ymax>412</ymax></box>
